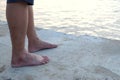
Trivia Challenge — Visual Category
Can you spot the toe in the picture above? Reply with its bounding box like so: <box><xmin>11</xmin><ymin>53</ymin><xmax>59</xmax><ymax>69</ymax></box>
<box><xmin>40</xmin><ymin>56</ymin><xmax>49</xmax><ymax>64</ymax></box>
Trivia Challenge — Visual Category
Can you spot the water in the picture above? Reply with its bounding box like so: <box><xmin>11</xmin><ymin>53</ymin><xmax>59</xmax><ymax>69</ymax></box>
<box><xmin>0</xmin><ymin>0</ymin><xmax>120</xmax><ymax>39</ymax></box>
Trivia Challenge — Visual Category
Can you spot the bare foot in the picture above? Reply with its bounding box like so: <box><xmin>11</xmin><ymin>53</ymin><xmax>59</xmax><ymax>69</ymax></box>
<box><xmin>11</xmin><ymin>51</ymin><xmax>49</xmax><ymax>68</ymax></box>
<box><xmin>28</xmin><ymin>39</ymin><xmax>58</xmax><ymax>53</ymax></box>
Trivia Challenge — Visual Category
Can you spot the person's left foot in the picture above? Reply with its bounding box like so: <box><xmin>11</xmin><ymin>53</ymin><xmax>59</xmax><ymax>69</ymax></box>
<box><xmin>28</xmin><ymin>39</ymin><xmax>58</xmax><ymax>53</ymax></box>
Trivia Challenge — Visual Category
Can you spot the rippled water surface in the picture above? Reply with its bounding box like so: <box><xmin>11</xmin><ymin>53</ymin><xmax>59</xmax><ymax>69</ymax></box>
<box><xmin>0</xmin><ymin>0</ymin><xmax>120</xmax><ymax>39</ymax></box>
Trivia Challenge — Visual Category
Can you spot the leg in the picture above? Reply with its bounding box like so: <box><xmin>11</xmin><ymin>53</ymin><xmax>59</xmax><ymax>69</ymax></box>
<box><xmin>27</xmin><ymin>6</ymin><xmax>57</xmax><ymax>53</ymax></box>
<box><xmin>6</xmin><ymin>2</ymin><xmax>49</xmax><ymax>68</ymax></box>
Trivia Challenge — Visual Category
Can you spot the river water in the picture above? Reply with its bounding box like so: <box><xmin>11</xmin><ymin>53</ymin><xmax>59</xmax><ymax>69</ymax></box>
<box><xmin>0</xmin><ymin>0</ymin><xmax>120</xmax><ymax>40</ymax></box>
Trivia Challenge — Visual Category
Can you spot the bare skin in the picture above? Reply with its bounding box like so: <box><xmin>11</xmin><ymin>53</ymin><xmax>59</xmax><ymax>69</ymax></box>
<box><xmin>11</xmin><ymin>49</ymin><xmax>49</xmax><ymax>67</ymax></box>
<box><xmin>27</xmin><ymin>6</ymin><xmax>57</xmax><ymax>53</ymax></box>
<box><xmin>6</xmin><ymin>2</ymin><xmax>57</xmax><ymax>68</ymax></box>
<box><xmin>28</xmin><ymin>38</ymin><xmax>58</xmax><ymax>53</ymax></box>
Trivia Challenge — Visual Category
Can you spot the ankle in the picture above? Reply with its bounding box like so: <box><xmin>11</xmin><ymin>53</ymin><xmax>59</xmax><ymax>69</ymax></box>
<box><xmin>12</xmin><ymin>48</ymin><xmax>27</xmax><ymax>54</ymax></box>
<box><xmin>28</xmin><ymin>36</ymin><xmax>39</xmax><ymax>42</ymax></box>
<box><xmin>12</xmin><ymin>49</ymin><xmax>28</xmax><ymax>62</ymax></box>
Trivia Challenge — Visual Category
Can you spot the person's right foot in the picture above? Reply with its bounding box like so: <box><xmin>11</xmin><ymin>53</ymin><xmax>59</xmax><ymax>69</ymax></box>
<box><xmin>11</xmin><ymin>51</ymin><xmax>49</xmax><ymax>68</ymax></box>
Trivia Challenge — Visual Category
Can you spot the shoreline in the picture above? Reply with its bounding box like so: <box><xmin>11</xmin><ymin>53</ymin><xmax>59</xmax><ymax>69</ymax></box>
<box><xmin>0</xmin><ymin>0</ymin><xmax>120</xmax><ymax>79</ymax></box>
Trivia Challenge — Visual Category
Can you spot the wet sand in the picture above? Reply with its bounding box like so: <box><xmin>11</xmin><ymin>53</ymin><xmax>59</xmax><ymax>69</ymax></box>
<box><xmin>0</xmin><ymin>25</ymin><xmax>9</xmax><ymax>37</ymax></box>
<box><xmin>0</xmin><ymin>26</ymin><xmax>120</xmax><ymax>80</ymax></box>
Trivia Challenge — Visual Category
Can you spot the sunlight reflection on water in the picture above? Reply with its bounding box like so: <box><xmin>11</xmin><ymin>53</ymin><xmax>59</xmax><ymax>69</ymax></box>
<box><xmin>0</xmin><ymin>0</ymin><xmax>120</xmax><ymax>39</ymax></box>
